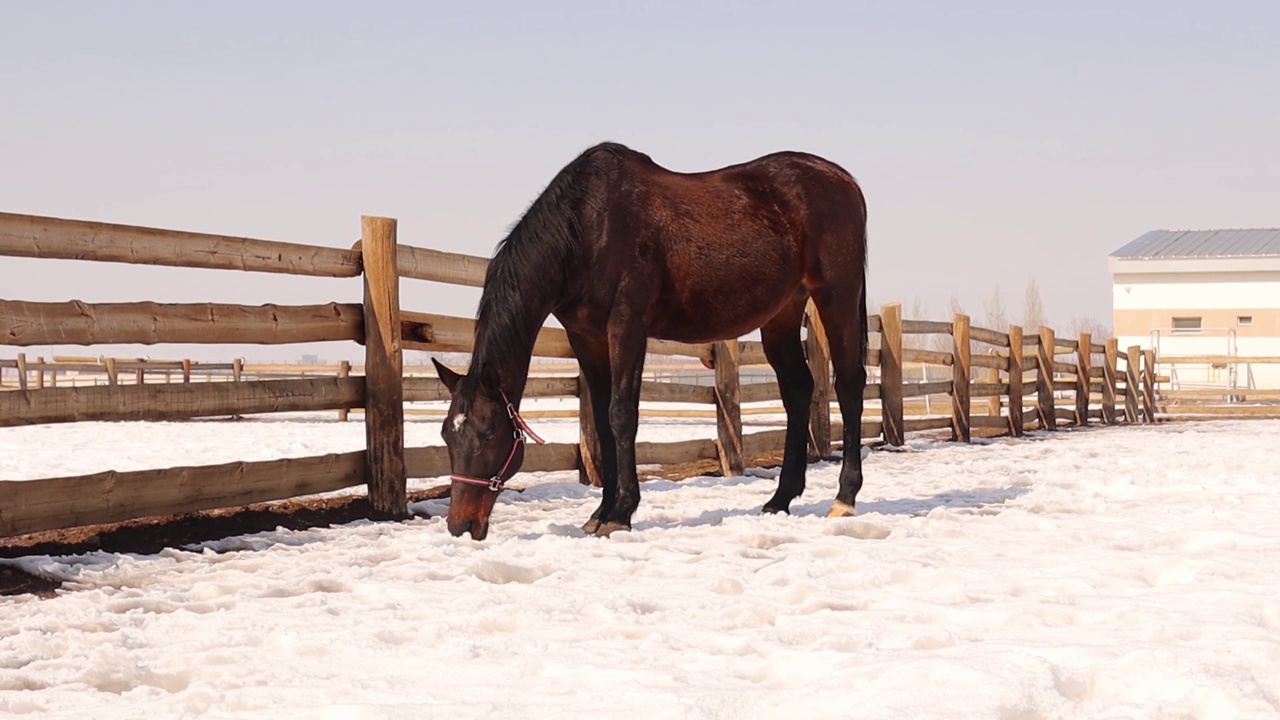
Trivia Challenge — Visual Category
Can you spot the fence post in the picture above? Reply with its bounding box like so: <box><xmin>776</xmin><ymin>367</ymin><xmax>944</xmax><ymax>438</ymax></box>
<box><xmin>233</xmin><ymin>357</ymin><xmax>243</xmax><ymax>383</ymax></box>
<box><xmin>577</xmin><ymin>374</ymin><xmax>604</xmax><ymax>487</ymax></box>
<box><xmin>104</xmin><ymin>357</ymin><xmax>119</xmax><ymax>386</ymax></box>
<box><xmin>1103</xmin><ymin>338</ymin><xmax>1118</xmax><ymax>424</ymax></box>
<box><xmin>1008</xmin><ymin>325</ymin><xmax>1024</xmax><ymax>437</ymax></box>
<box><xmin>337</xmin><ymin>360</ymin><xmax>351</xmax><ymax>422</ymax></box>
<box><xmin>35</xmin><ymin>356</ymin><xmax>45</xmax><ymax>390</ymax></box>
<box><xmin>1142</xmin><ymin>348</ymin><xmax>1158</xmax><ymax>423</ymax></box>
<box><xmin>985</xmin><ymin>365</ymin><xmax>1000</xmax><ymax>417</ymax></box>
<box><xmin>804</xmin><ymin>302</ymin><xmax>832</xmax><ymax>460</ymax></box>
<box><xmin>16</xmin><ymin>353</ymin><xmax>28</xmax><ymax>391</ymax></box>
<box><xmin>1075</xmin><ymin>332</ymin><xmax>1092</xmax><ymax>426</ymax></box>
<box><xmin>1037</xmin><ymin>327</ymin><xmax>1056</xmax><ymax>430</ymax></box>
<box><xmin>879</xmin><ymin>303</ymin><xmax>905</xmax><ymax>446</ymax></box>
<box><xmin>951</xmin><ymin>313</ymin><xmax>971</xmax><ymax>443</ymax></box>
<box><xmin>713</xmin><ymin>340</ymin><xmax>744</xmax><ymax>476</ymax></box>
<box><xmin>1124</xmin><ymin>345</ymin><xmax>1141</xmax><ymax>423</ymax></box>
<box><xmin>360</xmin><ymin>215</ymin><xmax>407</xmax><ymax>519</ymax></box>
<box><xmin>181</xmin><ymin>359</ymin><xmax>192</xmax><ymax>384</ymax></box>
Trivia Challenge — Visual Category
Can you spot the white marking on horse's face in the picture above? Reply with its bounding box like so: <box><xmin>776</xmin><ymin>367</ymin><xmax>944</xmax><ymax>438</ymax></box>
<box><xmin>452</xmin><ymin>413</ymin><xmax>467</xmax><ymax>432</ymax></box>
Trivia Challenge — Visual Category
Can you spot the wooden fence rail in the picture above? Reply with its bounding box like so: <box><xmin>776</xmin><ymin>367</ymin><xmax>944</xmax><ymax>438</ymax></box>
<box><xmin>1</xmin><ymin>210</ymin><xmax>1172</xmax><ymax>538</ymax></box>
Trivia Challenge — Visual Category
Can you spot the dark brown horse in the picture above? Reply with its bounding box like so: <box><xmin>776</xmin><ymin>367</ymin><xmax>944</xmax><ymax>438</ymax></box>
<box><xmin>432</xmin><ymin>142</ymin><xmax>868</xmax><ymax>540</ymax></box>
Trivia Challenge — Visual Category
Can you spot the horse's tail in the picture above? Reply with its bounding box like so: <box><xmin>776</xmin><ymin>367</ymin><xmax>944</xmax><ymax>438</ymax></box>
<box><xmin>854</xmin><ymin>181</ymin><xmax>870</xmax><ymax>362</ymax></box>
<box><xmin>860</xmin><ymin>268</ymin><xmax>869</xmax><ymax>361</ymax></box>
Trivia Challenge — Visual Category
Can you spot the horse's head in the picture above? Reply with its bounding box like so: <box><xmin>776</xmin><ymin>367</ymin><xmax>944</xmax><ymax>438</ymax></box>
<box><xmin>431</xmin><ymin>358</ymin><xmax>525</xmax><ymax>541</ymax></box>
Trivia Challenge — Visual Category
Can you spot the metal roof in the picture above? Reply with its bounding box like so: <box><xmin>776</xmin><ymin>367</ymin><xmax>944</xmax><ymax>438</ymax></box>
<box><xmin>1111</xmin><ymin>228</ymin><xmax>1280</xmax><ymax>259</ymax></box>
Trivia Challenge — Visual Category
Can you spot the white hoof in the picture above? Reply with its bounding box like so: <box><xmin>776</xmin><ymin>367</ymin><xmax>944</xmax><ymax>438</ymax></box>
<box><xmin>827</xmin><ymin>500</ymin><xmax>856</xmax><ymax>518</ymax></box>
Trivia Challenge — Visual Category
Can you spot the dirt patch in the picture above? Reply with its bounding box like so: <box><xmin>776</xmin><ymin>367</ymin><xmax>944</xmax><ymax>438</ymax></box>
<box><xmin>0</xmin><ymin>449</ymin><xmax>806</xmax><ymax>598</ymax></box>
<box><xmin>0</xmin><ymin>486</ymin><xmax>447</xmax><ymax>597</ymax></box>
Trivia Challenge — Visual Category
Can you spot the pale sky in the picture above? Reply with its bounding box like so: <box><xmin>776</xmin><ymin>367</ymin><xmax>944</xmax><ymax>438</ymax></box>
<box><xmin>3</xmin><ymin>1</ymin><xmax>1278</xmax><ymax>363</ymax></box>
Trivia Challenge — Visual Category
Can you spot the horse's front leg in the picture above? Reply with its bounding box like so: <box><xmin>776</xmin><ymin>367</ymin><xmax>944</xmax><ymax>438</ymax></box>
<box><xmin>595</xmin><ymin>319</ymin><xmax>647</xmax><ymax>537</ymax></box>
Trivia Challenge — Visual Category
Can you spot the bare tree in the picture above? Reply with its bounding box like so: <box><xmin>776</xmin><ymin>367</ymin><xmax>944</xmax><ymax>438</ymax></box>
<box><xmin>1067</xmin><ymin>315</ymin><xmax>1112</xmax><ymax>340</ymax></box>
<box><xmin>930</xmin><ymin>293</ymin><xmax>965</xmax><ymax>353</ymax></box>
<box><xmin>1068</xmin><ymin>315</ymin><xmax>1113</xmax><ymax>366</ymax></box>
<box><xmin>904</xmin><ymin>295</ymin><xmax>930</xmax><ymax>350</ymax></box>
<box><xmin>1022</xmin><ymin>278</ymin><xmax>1047</xmax><ymax>332</ymax></box>
<box><xmin>983</xmin><ymin>285</ymin><xmax>1008</xmax><ymax>331</ymax></box>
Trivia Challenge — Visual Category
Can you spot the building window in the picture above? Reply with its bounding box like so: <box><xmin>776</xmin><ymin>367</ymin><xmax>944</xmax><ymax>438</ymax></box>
<box><xmin>1171</xmin><ymin>316</ymin><xmax>1202</xmax><ymax>334</ymax></box>
<box><xmin>1238</xmin><ymin>315</ymin><xmax>1253</xmax><ymax>327</ymax></box>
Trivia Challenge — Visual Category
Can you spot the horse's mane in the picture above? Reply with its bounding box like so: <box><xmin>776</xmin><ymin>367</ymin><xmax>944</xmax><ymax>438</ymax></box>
<box><xmin>472</xmin><ymin>142</ymin><xmax>638</xmax><ymax>372</ymax></box>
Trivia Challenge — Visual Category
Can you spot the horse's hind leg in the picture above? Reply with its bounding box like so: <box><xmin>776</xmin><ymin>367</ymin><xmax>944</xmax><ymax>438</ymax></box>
<box><xmin>566</xmin><ymin>332</ymin><xmax>618</xmax><ymax>534</ymax></box>
<box><xmin>809</xmin><ymin>286</ymin><xmax>869</xmax><ymax>517</ymax></box>
<box><xmin>760</xmin><ymin>291</ymin><xmax>814</xmax><ymax>514</ymax></box>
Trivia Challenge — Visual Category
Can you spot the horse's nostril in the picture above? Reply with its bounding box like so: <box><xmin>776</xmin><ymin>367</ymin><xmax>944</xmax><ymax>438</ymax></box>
<box><xmin>447</xmin><ymin>518</ymin><xmax>472</xmax><ymax>538</ymax></box>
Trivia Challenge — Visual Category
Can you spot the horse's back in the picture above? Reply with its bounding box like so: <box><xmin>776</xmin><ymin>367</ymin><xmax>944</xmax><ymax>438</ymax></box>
<box><xmin>576</xmin><ymin>146</ymin><xmax>865</xmax><ymax>342</ymax></box>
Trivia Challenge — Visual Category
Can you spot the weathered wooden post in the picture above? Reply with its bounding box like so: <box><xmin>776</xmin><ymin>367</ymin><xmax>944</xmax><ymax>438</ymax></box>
<box><xmin>360</xmin><ymin>215</ymin><xmax>407</xmax><ymax>519</ymax></box>
<box><xmin>1008</xmin><ymin>325</ymin><xmax>1024</xmax><ymax>437</ymax></box>
<box><xmin>1124</xmin><ymin>345</ymin><xmax>1141</xmax><ymax>423</ymax></box>
<box><xmin>34</xmin><ymin>356</ymin><xmax>44</xmax><ymax>390</ymax></box>
<box><xmin>985</xmin><ymin>365</ymin><xmax>1000</xmax><ymax>417</ymax></box>
<box><xmin>1036</xmin><ymin>327</ymin><xmax>1056</xmax><ymax>430</ymax></box>
<box><xmin>1103</xmin><ymin>338</ymin><xmax>1118</xmax><ymax>424</ymax></box>
<box><xmin>232</xmin><ymin>357</ymin><xmax>243</xmax><ymax>383</ymax></box>
<box><xmin>104</xmin><ymin>357</ymin><xmax>119</xmax><ymax>386</ymax></box>
<box><xmin>804</xmin><ymin>302</ymin><xmax>832</xmax><ymax>460</ymax></box>
<box><xmin>337</xmin><ymin>360</ymin><xmax>351</xmax><ymax>422</ymax></box>
<box><xmin>713</xmin><ymin>339</ymin><xmax>744</xmax><ymax>476</ymax></box>
<box><xmin>1142</xmin><ymin>348</ymin><xmax>1158</xmax><ymax>423</ymax></box>
<box><xmin>1075</xmin><ymin>332</ymin><xmax>1092</xmax><ymax>426</ymax></box>
<box><xmin>879</xmin><ymin>303</ymin><xmax>905</xmax><ymax>446</ymax></box>
<box><xmin>951</xmin><ymin>313</ymin><xmax>971</xmax><ymax>443</ymax></box>
<box><xmin>16</xmin><ymin>353</ymin><xmax>28</xmax><ymax>391</ymax></box>
<box><xmin>181</xmin><ymin>358</ymin><xmax>192</xmax><ymax>383</ymax></box>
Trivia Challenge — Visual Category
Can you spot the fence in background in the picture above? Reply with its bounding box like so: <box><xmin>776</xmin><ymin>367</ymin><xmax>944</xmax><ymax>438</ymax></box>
<box><xmin>2</xmin><ymin>211</ymin><xmax>1166</xmax><ymax>538</ymax></box>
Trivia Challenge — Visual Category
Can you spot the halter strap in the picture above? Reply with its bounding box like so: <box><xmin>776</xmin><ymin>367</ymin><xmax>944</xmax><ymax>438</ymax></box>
<box><xmin>450</xmin><ymin>389</ymin><xmax>545</xmax><ymax>492</ymax></box>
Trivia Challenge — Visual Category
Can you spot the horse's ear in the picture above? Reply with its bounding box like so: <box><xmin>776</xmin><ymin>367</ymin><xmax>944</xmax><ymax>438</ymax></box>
<box><xmin>478</xmin><ymin>361</ymin><xmax>501</xmax><ymax>394</ymax></box>
<box><xmin>432</xmin><ymin>358</ymin><xmax>462</xmax><ymax>394</ymax></box>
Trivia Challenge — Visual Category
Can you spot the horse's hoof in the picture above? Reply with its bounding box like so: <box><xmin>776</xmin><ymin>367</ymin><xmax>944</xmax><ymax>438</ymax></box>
<box><xmin>762</xmin><ymin>504</ymin><xmax>790</xmax><ymax>515</ymax></box>
<box><xmin>593</xmin><ymin>521</ymin><xmax>631</xmax><ymax>538</ymax></box>
<box><xmin>827</xmin><ymin>500</ymin><xmax>856</xmax><ymax>518</ymax></box>
<box><xmin>581</xmin><ymin>518</ymin><xmax>601</xmax><ymax>534</ymax></box>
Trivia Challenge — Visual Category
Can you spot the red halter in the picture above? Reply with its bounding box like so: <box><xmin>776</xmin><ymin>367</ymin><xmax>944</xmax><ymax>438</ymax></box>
<box><xmin>449</xmin><ymin>389</ymin><xmax>545</xmax><ymax>492</ymax></box>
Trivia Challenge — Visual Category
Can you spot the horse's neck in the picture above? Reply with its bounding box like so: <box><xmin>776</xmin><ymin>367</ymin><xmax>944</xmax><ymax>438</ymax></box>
<box><xmin>472</xmin><ymin>286</ymin><xmax>558</xmax><ymax>406</ymax></box>
<box><xmin>474</xmin><ymin>338</ymin><xmax>536</xmax><ymax>405</ymax></box>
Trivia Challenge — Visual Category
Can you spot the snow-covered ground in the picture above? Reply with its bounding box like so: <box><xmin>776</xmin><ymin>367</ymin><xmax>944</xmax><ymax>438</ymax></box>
<box><xmin>2</xmin><ymin>417</ymin><xmax>1279</xmax><ymax>719</ymax></box>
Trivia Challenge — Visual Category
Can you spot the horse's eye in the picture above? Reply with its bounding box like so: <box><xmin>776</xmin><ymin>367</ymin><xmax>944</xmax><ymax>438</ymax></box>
<box><xmin>482</xmin><ymin>431</ymin><xmax>495</xmax><ymax>443</ymax></box>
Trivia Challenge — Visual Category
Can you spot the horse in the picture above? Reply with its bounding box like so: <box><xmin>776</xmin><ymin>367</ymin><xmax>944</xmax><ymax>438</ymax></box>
<box><xmin>432</xmin><ymin>142</ymin><xmax>868</xmax><ymax>540</ymax></box>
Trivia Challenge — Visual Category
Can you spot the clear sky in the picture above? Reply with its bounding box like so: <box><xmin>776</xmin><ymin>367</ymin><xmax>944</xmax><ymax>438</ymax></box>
<box><xmin>3</xmin><ymin>1</ymin><xmax>1278</xmax><ymax>362</ymax></box>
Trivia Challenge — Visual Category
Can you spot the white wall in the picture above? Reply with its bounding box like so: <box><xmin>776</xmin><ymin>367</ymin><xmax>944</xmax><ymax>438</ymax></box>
<box><xmin>1113</xmin><ymin>271</ymin><xmax>1280</xmax><ymax>311</ymax></box>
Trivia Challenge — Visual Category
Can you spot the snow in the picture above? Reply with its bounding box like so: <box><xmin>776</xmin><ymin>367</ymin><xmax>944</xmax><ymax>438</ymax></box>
<box><xmin>2</xmin><ymin>416</ymin><xmax>1279</xmax><ymax>718</ymax></box>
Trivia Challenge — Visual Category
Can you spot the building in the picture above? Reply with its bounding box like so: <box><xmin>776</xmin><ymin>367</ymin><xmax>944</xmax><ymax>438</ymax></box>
<box><xmin>1110</xmin><ymin>229</ymin><xmax>1280</xmax><ymax>390</ymax></box>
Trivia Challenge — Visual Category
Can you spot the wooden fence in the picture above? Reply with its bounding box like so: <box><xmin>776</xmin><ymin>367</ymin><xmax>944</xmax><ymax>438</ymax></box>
<box><xmin>1150</xmin><ymin>354</ymin><xmax>1280</xmax><ymax>420</ymax></box>
<box><xmin>1</xmin><ymin>210</ymin><xmax>1161</xmax><ymax>538</ymax></box>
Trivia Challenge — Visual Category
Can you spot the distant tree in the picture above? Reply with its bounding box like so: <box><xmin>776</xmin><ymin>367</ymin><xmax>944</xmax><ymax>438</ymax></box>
<box><xmin>983</xmin><ymin>285</ymin><xmax>1008</xmax><ymax>331</ymax></box>
<box><xmin>931</xmin><ymin>293</ymin><xmax>965</xmax><ymax>353</ymax></box>
<box><xmin>1022</xmin><ymin>278</ymin><xmax>1047</xmax><ymax>332</ymax></box>
<box><xmin>903</xmin><ymin>295</ymin><xmax>930</xmax><ymax>350</ymax></box>
<box><xmin>1068</xmin><ymin>315</ymin><xmax>1113</xmax><ymax>366</ymax></box>
<box><xmin>1067</xmin><ymin>315</ymin><xmax>1112</xmax><ymax>340</ymax></box>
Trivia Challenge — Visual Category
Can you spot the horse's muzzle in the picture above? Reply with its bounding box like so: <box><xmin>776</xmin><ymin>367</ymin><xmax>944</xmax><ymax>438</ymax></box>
<box><xmin>447</xmin><ymin>517</ymin><xmax>489</xmax><ymax>541</ymax></box>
